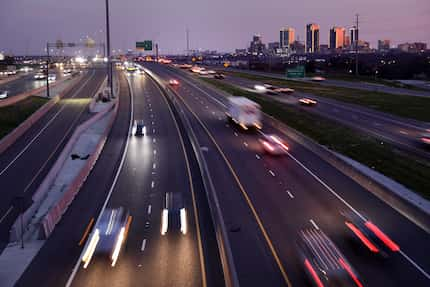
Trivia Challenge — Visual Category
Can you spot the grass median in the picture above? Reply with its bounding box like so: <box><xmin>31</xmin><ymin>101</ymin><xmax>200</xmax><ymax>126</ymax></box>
<box><xmin>202</xmin><ymin>78</ymin><xmax>430</xmax><ymax>199</ymax></box>
<box><xmin>0</xmin><ymin>96</ymin><xmax>49</xmax><ymax>140</ymax></box>
<box><xmin>224</xmin><ymin>71</ymin><xmax>430</xmax><ymax>122</ymax></box>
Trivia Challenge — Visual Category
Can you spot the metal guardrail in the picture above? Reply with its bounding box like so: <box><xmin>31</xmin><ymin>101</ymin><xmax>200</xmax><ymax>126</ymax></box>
<box><xmin>143</xmin><ymin>68</ymin><xmax>240</xmax><ymax>287</ymax></box>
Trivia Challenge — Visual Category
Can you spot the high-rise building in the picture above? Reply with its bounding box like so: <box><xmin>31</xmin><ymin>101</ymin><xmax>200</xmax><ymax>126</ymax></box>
<box><xmin>330</xmin><ymin>26</ymin><xmax>346</xmax><ymax>50</ymax></box>
<box><xmin>249</xmin><ymin>34</ymin><xmax>266</xmax><ymax>55</ymax></box>
<box><xmin>280</xmin><ymin>27</ymin><xmax>295</xmax><ymax>49</ymax></box>
<box><xmin>305</xmin><ymin>23</ymin><xmax>320</xmax><ymax>53</ymax></box>
<box><xmin>349</xmin><ymin>26</ymin><xmax>359</xmax><ymax>48</ymax></box>
<box><xmin>378</xmin><ymin>40</ymin><xmax>391</xmax><ymax>51</ymax></box>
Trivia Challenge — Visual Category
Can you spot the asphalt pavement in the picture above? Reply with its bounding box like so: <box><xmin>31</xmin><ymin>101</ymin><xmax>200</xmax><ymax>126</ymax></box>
<box><xmin>145</xmin><ymin>63</ymin><xmax>430</xmax><ymax>287</ymax></box>
<box><xmin>0</xmin><ymin>68</ymin><xmax>105</xmax><ymax>252</ymax></box>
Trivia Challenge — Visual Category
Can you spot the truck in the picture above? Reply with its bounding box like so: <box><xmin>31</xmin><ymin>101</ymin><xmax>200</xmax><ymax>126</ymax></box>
<box><xmin>226</xmin><ymin>97</ymin><xmax>262</xmax><ymax>130</ymax></box>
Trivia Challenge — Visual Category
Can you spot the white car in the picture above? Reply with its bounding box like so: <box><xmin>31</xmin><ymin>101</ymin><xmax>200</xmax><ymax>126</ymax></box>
<box><xmin>311</xmin><ymin>76</ymin><xmax>326</xmax><ymax>82</ymax></box>
<box><xmin>0</xmin><ymin>90</ymin><xmax>8</xmax><ymax>99</ymax></box>
<box><xmin>48</xmin><ymin>74</ymin><xmax>57</xmax><ymax>82</ymax></box>
<box><xmin>259</xmin><ymin>134</ymin><xmax>289</xmax><ymax>155</ymax></box>
<box><xmin>34</xmin><ymin>73</ymin><xmax>46</xmax><ymax>80</ymax></box>
<box><xmin>299</xmin><ymin>98</ymin><xmax>317</xmax><ymax>106</ymax></box>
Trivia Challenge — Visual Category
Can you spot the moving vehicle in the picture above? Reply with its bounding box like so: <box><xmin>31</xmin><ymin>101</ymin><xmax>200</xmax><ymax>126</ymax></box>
<box><xmin>259</xmin><ymin>134</ymin><xmax>289</xmax><ymax>155</ymax></box>
<box><xmin>126</xmin><ymin>66</ymin><xmax>138</xmax><ymax>74</ymax></box>
<box><xmin>226</xmin><ymin>97</ymin><xmax>262</xmax><ymax>130</ymax></box>
<box><xmin>298</xmin><ymin>227</ymin><xmax>364</xmax><ymax>287</ymax></box>
<box><xmin>214</xmin><ymin>73</ymin><xmax>225</xmax><ymax>79</ymax></box>
<box><xmin>162</xmin><ymin>192</ymin><xmax>187</xmax><ymax>235</ymax></box>
<box><xmin>311</xmin><ymin>76</ymin><xmax>326</xmax><ymax>82</ymax></box>
<box><xmin>342</xmin><ymin>210</ymin><xmax>400</xmax><ymax>256</ymax></box>
<box><xmin>0</xmin><ymin>90</ymin><xmax>8</xmax><ymax>99</ymax></box>
<box><xmin>81</xmin><ymin>207</ymin><xmax>130</xmax><ymax>268</ymax></box>
<box><xmin>48</xmin><ymin>74</ymin><xmax>56</xmax><ymax>82</ymax></box>
<box><xmin>299</xmin><ymin>98</ymin><xmax>317</xmax><ymax>106</ymax></box>
<box><xmin>132</xmin><ymin>119</ymin><xmax>146</xmax><ymax>136</ymax></box>
<box><xmin>34</xmin><ymin>73</ymin><xmax>46</xmax><ymax>80</ymax></box>
<box><xmin>169</xmin><ymin>79</ymin><xmax>179</xmax><ymax>86</ymax></box>
<box><xmin>420</xmin><ymin>129</ymin><xmax>430</xmax><ymax>146</ymax></box>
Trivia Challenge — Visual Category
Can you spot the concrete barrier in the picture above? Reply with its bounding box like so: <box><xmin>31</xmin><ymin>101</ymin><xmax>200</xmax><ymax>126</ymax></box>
<box><xmin>0</xmin><ymin>75</ymin><xmax>84</xmax><ymax>155</ymax></box>
<box><xmin>89</xmin><ymin>77</ymin><xmax>107</xmax><ymax>113</ymax></box>
<box><xmin>40</xmin><ymin>100</ymin><xmax>118</xmax><ymax>238</ymax></box>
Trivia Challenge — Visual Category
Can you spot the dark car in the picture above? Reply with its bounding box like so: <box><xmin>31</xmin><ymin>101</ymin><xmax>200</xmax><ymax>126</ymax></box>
<box><xmin>133</xmin><ymin>120</ymin><xmax>146</xmax><ymax>136</ymax></box>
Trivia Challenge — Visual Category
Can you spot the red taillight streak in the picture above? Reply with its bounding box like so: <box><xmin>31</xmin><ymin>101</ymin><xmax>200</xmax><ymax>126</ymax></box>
<box><xmin>304</xmin><ymin>259</ymin><xmax>325</xmax><ymax>287</ymax></box>
<box><xmin>270</xmin><ymin>136</ymin><xmax>289</xmax><ymax>151</ymax></box>
<box><xmin>338</xmin><ymin>258</ymin><xmax>364</xmax><ymax>287</ymax></box>
<box><xmin>262</xmin><ymin>141</ymin><xmax>275</xmax><ymax>151</ymax></box>
<box><xmin>364</xmin><ymin>221</ymin><xmax>400</xmax><ymax>252</ymax></box>
<box><xmin>345</xmin><ymin>222</ymin><xmax>379</xmax><ymax>253</ymax></box>
<box><xmin>421</xmin><ymin>137</ymin><xmax>430</xmax><ymax>144</ymax></box>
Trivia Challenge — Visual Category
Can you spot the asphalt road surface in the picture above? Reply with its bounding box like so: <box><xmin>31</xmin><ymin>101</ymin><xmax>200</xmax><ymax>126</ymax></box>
<box><xmin>145</xmin><ymin>62</ymin><xmax>430</xmax><ymax>287</ymax></box>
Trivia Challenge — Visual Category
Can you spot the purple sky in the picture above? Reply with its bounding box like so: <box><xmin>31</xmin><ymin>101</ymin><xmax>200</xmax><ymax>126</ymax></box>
<box><xmin>1</xmin><ymin>0</ymin><xmax>429</xmax><ymax>55</ymax></box>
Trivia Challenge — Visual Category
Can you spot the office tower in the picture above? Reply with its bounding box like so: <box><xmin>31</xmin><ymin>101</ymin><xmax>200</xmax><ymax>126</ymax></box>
<box><xmin>305</xmin><ymin>23</ymin><xmax>320</xmax><ymax>53</ymax></box>
<box><xmin>279</xmin><ymin>27</ymin><xmax>295</xmax><ymax>49</ymax></box>
<box><xmin>330</xmin><ymin>26</ymin><xmax>346</xmax><ymax>50</ymax></box>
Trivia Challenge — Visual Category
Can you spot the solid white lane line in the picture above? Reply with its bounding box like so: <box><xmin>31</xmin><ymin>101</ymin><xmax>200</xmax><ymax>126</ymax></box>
<box><xmin>147</xmin><ymin>205</ymin><xmax>152</xmax><ymax>215</ymax></box>
<box><xmin>310</xmin><ymin>219</ymin><xmax>319</xmax><ymax>230</ymax></box>
<box><xmin>141</xmin><ymin>239</ymin><xmax>147</xmax><ymax>251</ymax></box>
<box><xmin>0</xmin><ymin>72</ymin><xmax>95</xmax><ymax>177</ymax></box>
<box><xmin>286</xmin><ymin>190</ymin><xmax>294</xmax><ymax>199</ymax></box>
<box><xmin>399</xmin><ymin>250</ymin><xmax>430</xmax><ymax>279</ymax></box>
<box><xmin>269</xmin><ymin>170</ymin><xmax>276</xmax><ymax>177</ymax></box>
<box><xmin>0</xmin><ymin>206</ymin><xmax>13</xmax><ymax>224</ymax></box>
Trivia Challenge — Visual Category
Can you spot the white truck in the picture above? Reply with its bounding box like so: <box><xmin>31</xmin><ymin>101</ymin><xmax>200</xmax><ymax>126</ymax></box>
<box><xmin>226</xmin><ymin>97</ymin><xmax>262</xmax><ymax>130</ymax></box>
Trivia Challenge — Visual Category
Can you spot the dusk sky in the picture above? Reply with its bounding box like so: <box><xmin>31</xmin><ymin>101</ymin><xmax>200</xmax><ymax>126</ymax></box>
<box><xmin>1</xmin><ymin>0</ymin><xmax>429</xmax><ymax>55</ymax></box>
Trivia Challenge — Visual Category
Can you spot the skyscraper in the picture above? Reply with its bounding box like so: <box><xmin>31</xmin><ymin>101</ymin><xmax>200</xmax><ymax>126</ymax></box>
<box><xmin>349</xmin><ymin>26</ymin><xmax>359</xmax><ymax>48</ymax></box>
<box><xmin>330</xmin><ymin>26</ymin><xmax>346</xmax><ymax>50</ymax></box>
<box><xmin>305</xmin><ymin>24</ymin><xmax>319</xmax><ymax>53</ymax></box>
<box><xmin>279</xmin><ymin>27</ymin><xmax>295</xmax><ymax>49</ymax></box>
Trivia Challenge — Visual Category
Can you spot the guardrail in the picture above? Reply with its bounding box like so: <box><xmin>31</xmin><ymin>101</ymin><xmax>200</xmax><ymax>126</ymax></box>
<box><xmin>142</xmin><ymin>67</ymin><xmax>240</xmax><ymax>287</ymax></box>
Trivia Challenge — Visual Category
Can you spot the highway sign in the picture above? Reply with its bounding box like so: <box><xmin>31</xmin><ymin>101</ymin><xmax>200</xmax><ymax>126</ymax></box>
<box><xmin>136</xmin><ymin>41</ymin><xmax>153</xmax><ymax>51</ymax></box>
<box><xmin>286</xmin><ymin>65</ymin><xmax>305</xmax><ymax>78</ymax></box>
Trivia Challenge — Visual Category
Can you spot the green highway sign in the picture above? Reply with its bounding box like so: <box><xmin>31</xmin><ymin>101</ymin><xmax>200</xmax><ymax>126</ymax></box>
<box><xmin>286</xmin><ymin>65</ymin><xmax>305</xmax><ymax>78</ymax></box>
<box><xmin>136</xmin><ymin>41</ymin><xmax>153</xmax><ymax>51</ymax></box>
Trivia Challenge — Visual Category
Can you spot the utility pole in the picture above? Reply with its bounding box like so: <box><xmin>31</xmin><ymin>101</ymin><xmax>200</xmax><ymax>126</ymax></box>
<box><xmin>355</xmin><ymin>13</ymin><xmax>359</xmax><ymax>77</ymax></box>
<box><xmin>155</xmin><ymin>43</ymin><xmax>159</xmax><ymax>62</ymax></box>
<box><xmin>186</xmin><ymin>28</ymin><xmax>190</xmax><ymax>56</ymax></box>
<box><xmin>46</xmin><ymin>43</ymin><xmax>50</xmax><ymax>98</ymax></box>
<box><xmin>105</xmin><ymin>0</ymin><xmax>113</xmax><ymax>99</ymax></box>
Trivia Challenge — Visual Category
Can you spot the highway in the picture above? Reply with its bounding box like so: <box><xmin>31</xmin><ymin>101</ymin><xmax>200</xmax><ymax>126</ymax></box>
<box><xmin>217</xmin><ymin>67</ymin><xmax>430</xmax><ymax>98</ymax></box>
<box><xmin>215</xmin><ymin>72</ymin><xmax>430</xmax><ymax>159</ymax></box>
<box><xmin>144</xmin><ymin>62</ymin><xmax>430</xmax><ymax>286</ymax></box>
<box><xmin>17</xmin><ymin>71</ymin><xmax>223</xmax><ymax>287</ymax></box>
<box><xmin>0</xmin><ymin>68</ymin><xmax>105</xmax><ymax>252</ymax></box>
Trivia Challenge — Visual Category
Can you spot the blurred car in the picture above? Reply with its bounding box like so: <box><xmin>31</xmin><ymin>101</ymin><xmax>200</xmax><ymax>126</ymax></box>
<box><xmin>299</xmin><ymin>98</ymin><xmax>317</xmax><ymax>106</ymax></box>
<box><xmin>420</xmin><ymin>130</ymin><xmax>430</xmax><ymax>146</ymax></box>
<box><xmin>259</xmin><ymin>134</ymin><xmax>289</xmax><ymax>155</ymax></box>
<box><xmin>34</xmin><ymin>73</ymin><xmax>46</xmax><ymax>80</ymax></box>
<box><xmin>274</xmin><ymin>87</ymin><xmax>295</xmax><ymax>94</ymax></box>
<box><xmin>298</xmin><ymin>227</ymin><xmax>364</xmax><ymax>287</ymax></box>
<box><xmin>48</xmin><ymin>74</ymin><xmax>57</xmax><ymax>82</ymax></box>
<box><xmin>162</xmin><ymin>192</ymin><xmax>187</xmax><ymax>235</ymax></box>
<box><xmin>198</xmin><ymin>70</ymin><xmax>209</xmax><ymax>76</ymax></box>
<box><xmin>126</xmin><ymin>66</ymin><xmax>138</xmax><ymax>74</ymax></box>
<box><xmin>207</xmin><ymin>70</ymin><xmax>217</xmax><ymax>75</ymax></box>
<box><xmin>0</xmin><ymin>90</ymin><xmax>8</xmax><ymax>99</ymax></box>
<box><xmin>214</xmin><ymin>73</ymin><xmax>225</xmax><ymax>79</ymax></box>
<box><xmin>81</xmin><ymin>207</ymin><xmax>130</xmax><ymax>268</ymax></box>
<box><xmin>132</xmin><ymin>119</ymin><xmax>146</xmax><ymax>136</ymax></box>
<box><xmin>169</xmin><ymin>79</ymin><xmax>179</xmax><ymax>86</ymax></box>
<box><xmin>342</xmin><ymin>210</ymin><xmax>400</xmax><ymax>256</ymax></box>
<box><xmin>63</xmin><ymin>69</ymin><xmax>72</xmax><ymax>76</ymax></box>
<box><xmin>311</xmin><ymin>76</ymin><xmax>326</xmax><ymax>82</ymax></box>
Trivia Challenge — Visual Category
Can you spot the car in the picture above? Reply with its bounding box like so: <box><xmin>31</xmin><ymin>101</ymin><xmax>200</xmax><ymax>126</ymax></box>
<box><xmin>126</xmin><ymin>66</ymin><xmax>138</xmax><ymax>74</ymax></box>
<box><xmin>81</xmin><ymin>207</ymin><xmax>130</xmax><ymax>268</ymax></box>
<box><xmin>63</xmin><ymin>69</ymin><xmax>72</xmax><ymax>76</ymax></box>
<box><xmin>299</xmin><ymin>98</ymin><xmax>317</xmax><ymax>106</ymax></box>
<box><xmin>259</xmin><ymin>134</ymin><xmax>289</xmax><ymax>155</ymax></box>
<box><xmin>420</xmin><ymin>130</ymin><xmax>430</xmax><ymax>146</ymax></box>
<box><xmin>207</xmin><ymin>70</ymin><xmax>217</xmax><ymax>75</ymax></box>
<box><xmin>342</xmin><ymin>210</ymin><xmax>400</xmax><ymax>257</ymax></box>
<box><xmin>0</xmin><ymin>90</ymin><xmax>8</xmax><ymax>99</ymax></box>
<box><xmin>198</xmin><ymin>70</ymin><xmax>209</xmax><ymax>76</ymax></box>
<box><xmin>169</xmin><ymin>79</ymin><xmax>179</xmax><ymax>86</ymax></box>
<box><xmin>34</xmin><ymin>73</ymin><xmax>46</xmax><ymax>80</ymax></box>
<box><xmin>214</xmin><ymin>73</ymin><xmax>225</xmax><ymax>79</ymax></box>
<box><xmin>273</xmin><ymin>87</ymin><xmax>295</xmax><ymax>94</ymax></box>
<box><xmin>48</xmin><ymin>74</ymin><xmax>56</xmax><ymax>82</ymax></box>
<box><xmin>162</xmin><ymin>192</ymin><xmax>187</xmax><ymax>235</ymax></box>
<box><xmin>132</xmin><ymin>119</ymin><xmax>146</xmax><ymax>136</ymax></box>
<box><xmin>298</xmin><ymin>227</ymin><xmax>364</xmax><ymax>287</ymax></box>
<box><xmin>311</xmin><ymin>76</ymin><xmax>326</xmax><ymax>82</ymax></box>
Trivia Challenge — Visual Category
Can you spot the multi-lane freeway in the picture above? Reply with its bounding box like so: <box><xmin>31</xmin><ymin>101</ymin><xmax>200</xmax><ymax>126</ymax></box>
<box><xmin>0</xmin><ymin>68</ymin><xmax>104</xmax><ymax>252</ymax></box>
<box><xmin>16</xmin><ymin>70</ymin><xmax>223</xmax><ymax>287</ymax></box>
<box><xmin>212</xmin><ymin>72</ymin><xmax>430</xmax><ymax>159</ymax></box>
<box><xmin>142</xmin><ymin>62</ymin><xmax>430</xmax><ymax>286</ymax></box>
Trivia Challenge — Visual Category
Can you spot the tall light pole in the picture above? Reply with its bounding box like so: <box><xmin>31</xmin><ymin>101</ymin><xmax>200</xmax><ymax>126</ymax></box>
<box><xmin>355</xmin><ymin>14</ymin><xmax>359</xmax><ymax>77</ymax></box>
<box><xmin>105</xmin><ymin>0</ymin><xmax>113</xmax><ymax>99</ymax></box>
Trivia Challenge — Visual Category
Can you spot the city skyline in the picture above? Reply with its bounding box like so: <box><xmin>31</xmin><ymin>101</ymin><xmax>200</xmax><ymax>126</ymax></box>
<box><xmin>0</xmin><ymin>0</ymin><xmax>429</xmax><ymax>54</ymax></box>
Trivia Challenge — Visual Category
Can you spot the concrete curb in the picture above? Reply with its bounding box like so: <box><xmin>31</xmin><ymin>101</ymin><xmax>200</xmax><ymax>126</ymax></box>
<box><xmin>0</xmin><ymin>75</ymin><xmax>84</xmax><ymax>155</ymax></box>
<box><xmin>89</xmin><ymin>77</ymin><xmax>107</xmax><ymax>113</ymax></box>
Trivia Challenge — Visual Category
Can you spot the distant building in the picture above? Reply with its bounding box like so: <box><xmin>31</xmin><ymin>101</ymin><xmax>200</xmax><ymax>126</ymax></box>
<box><xmin>268</xmin><ymin>42</ymin><xmax>280</xmax><ymax>53</ymax></box>
<box><xmin>249</xmin><ymin>34</ymin><xmax>266</xmax><ymax>55</ymax></box>
<box><xmin>291</xmin><ymin>41</ymin><xmax>305</xmax><ymax>54</ymax></box>
<box><xmin>349</xmin><ymin>26</ymin><xmax>359</xmax><ymax>48</ymax></box>
<box><xmin>329</xmin><ymin>26</ymin><xmax>346</xmax><ymax>50</ymax></box>
<box><xmin>235</xmin><ymin>49</ymin><xmax>247</xmax><ymax>55</ymax></box>
<box><xmin>398</xmin><ymin>42</ymin><xmax>427</xmax><ymax>53</ymax></box>
<box><xmin>280</xmin><ymin>27</ymin><xmax>295</xmax><ymax>50</ymax></box>
<box><xmin>378</xmin><ymin>40</ymin><xmax>391</xmax><ymax>52</ymax></box>
<box><xmin>319</xmin><ymin>44</ymin><xmax>330</xmax><ymax>54</ymax></box>
<box><xmin>305</xmin><ymin>23</ymin><xmax>320</xmax><ymax>53</ymax></box>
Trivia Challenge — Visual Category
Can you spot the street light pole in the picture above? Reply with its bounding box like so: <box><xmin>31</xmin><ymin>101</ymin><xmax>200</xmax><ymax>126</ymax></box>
<box><xmin>105</xmin><ymin>0</ymin><xmax>113</xmax><ymax>99</ymax></box>
<box><xmin>46</xmin><ymin>43</ymin><xmax>50</xmax><ymax>98</ymax></box>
